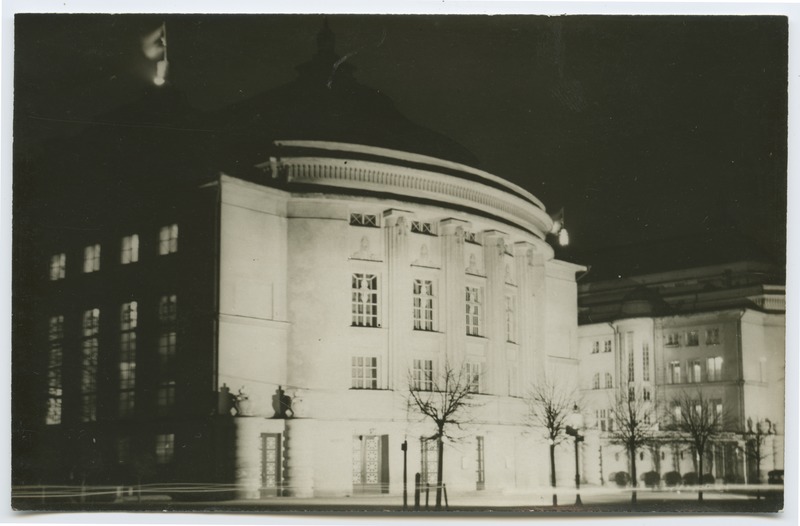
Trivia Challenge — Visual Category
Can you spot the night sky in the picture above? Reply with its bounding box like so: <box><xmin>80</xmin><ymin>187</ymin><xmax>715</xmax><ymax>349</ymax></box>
<box><xmin>13</xmin><ymin>14</ymin><xmax>788</xmax><ymax>276</ymax></box>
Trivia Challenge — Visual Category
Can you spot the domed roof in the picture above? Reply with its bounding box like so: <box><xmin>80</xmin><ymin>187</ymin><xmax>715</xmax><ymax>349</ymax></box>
<box><xmin>620</xmin><ymin>286</ymin><xmax>671</xmax><ymax>317</ymax></box>
<box><xmin>214</xmin><ymin>20</ymin><xmax>481</xmax><ymax>172</ymax></box>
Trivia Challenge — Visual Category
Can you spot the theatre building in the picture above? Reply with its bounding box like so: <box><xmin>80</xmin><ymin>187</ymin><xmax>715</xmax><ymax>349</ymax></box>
<box><xmin>14</xmin><ymin>24</ymin><xmax>584</xmax><ymax>500</ymax></box>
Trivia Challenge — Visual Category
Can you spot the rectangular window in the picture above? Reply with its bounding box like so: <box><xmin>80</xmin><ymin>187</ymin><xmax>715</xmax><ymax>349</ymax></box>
<box><xmin>690</xmin><ymin>360</ymin><xmax>702</xmax><ymax>383</ymax></box>
<box><xmin>628</xmin><ymin>386</ymin><xmax>636</xmax><ymax>400</ymax></box>
<box><xmin>81</xmin><ymin>308</ymin><xmax>100</xmax><ymax>422</ymax></box>
<box><xmin>50</xmin><ymin>253</ymin><xmax>66</xmax><ymax>280</ymax></box>
<box><xmin>158</xmin><ymin>295</ymin><xmax>177</xmax><ymax>414</ymax></box>
<box><xmin>706</xmin><ymin>356</ymin><xmax>723</xmax><ymax>382</ymax></box>
<box><xmin>465</xmin><ymin>286</ymin><xmax>482</xmax><ymax>336</ymax></box>
<box><xmin>591</xmin><ymin>341</ymin><xmax>600</xmax><ymax>354</ymax></box>
<box><xmin>669</xmin><ymin>361</ymin><xmax>681</xmax><ymax>384</ymax></box>
<box><xmin>504</xmin><ymin>295</ymin><xmax>516</xmax><ymax>342</ymax></box>
<box><xmin>411</xmin><ymin>221</ymin><xmax>434</xmax><ymax>235</ymax></box>
<box><xmin>352</xmin><ymin>274</ymin><xmax>379</xmax><ymax>327</ymax></box>
<box><xmin>83</xmin><ymin>244</ymin><xmax>101</xmax><ymax>273</ymax></box>
<box><xmin>672</xmin><ymin>403</ymin><xmax>682</xmax><ymax>423</ymax></box>
<box><xmin>706</xmin><ymin>328</ymin><xmax>720</xmax><ymax>345</ymax></box>
<box><xmin>596</xmin><ymin>409</ymin><xmax>607</xmax><ymax>432</ymax></box>
<box><xmin>121</xmin><ymin>234</ymin><xmax>140</xmax><ymax>264</ymax></box>
<box><xmin>155</xmin><ymin>433</ymin><xmax>174</xmax><ymax>464</ymax></box>
<box><xmin>412</xmin><ymin>359</ymin><xmax>433</xmax><ymax>391</ymax></box>
<box><xmin>46</xmin><ymin>315</ymin><xmax>65</xmax><ymax>424</ymax></box>
<box><xmin>476</xmin><ymin>437</ymin><xmax>485</xmax><ymax>490</ymax></box>
<box><xmin>686</xmin><ymin>330</ymin><xmax>699</xmax><ymax>346</ymax></box>
<box><xmin>712</xmin><ymin>399</ymin><xmax>723</xmax><ymax>425</ymax></box>
<box><xmin>349</xmin><ymin>213</ymin><xmax>378</xmax><ymax>228</ymax></box>
<box><xmin>626</xmin><ymin>332</ymin><xmax>635</xmax><ymax>382</ymax></box>
<box><xmin>413</xmin><ymin>279</ymin><xmax>435</xmax><ymax>331</ymax></box>
<box><xmin>643</xmin><ymin>388</ymin><xmax>651</xmax><ymax>401</ymax></box>
<box><xmin>666</xmin><ymin>332</ymin><xmax>680</xmax><ymax>346</ymax></box>
<box><xmin>644</xmin><ymin>414</ymin><xmax>651</xmax><ymax>426</ymax></box>
<box><xmin>466</xmin><ymin>363</ymin><xmax>481</xmax><ymax>393</ymax></box>
<box><xmin>420</xmin><ymin>438</ymin><xmax>438</xmax><ymax>486</ymax></box>
<box><xmin>351</xmin><ymin>356</ymin><xmax>379</xmax><ymax>389</ymax></box>
<box><xmin>642</xmin><ymin>343</ymin><xmax>650</xmax><ymax>382</ymax></box>
<box><xmin>159</xmin><ymin>224</ymin><xmax>179</xmax><ymax>255</ymax></box>
<box><xmin>605</xmin><ymin>372</ymin><xmax>613</xmax><ymax>388</ymax></box>
<box><xmin>604</xmin><ymin>340</ymin><xmax>612</xmax><ymax>353</ymax></box>
<box><xmin>119</xmin><ymin>302</ymin><xmax>138</xmax><ymax>418</ymax></box>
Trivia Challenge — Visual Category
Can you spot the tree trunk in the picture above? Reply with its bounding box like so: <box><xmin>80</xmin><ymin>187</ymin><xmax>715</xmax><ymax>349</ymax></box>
<box><xmin>698</xmin><ymin>449</ymin><xmax>704</xmax><ymax>502</ymax></box>
<box><xmin>435</xmin><ymin>435</ymin><xmax>444</xmax><ymax>510</ymax></box>
<box><xmin>630</xmin><ymin>446</ymin><xmax>638</xmax><ymax>505</ymax></box>
<box><xmin>550</xmin><ymin>443</ymin><xmax>557</xmax><ymax>506</ymax></box>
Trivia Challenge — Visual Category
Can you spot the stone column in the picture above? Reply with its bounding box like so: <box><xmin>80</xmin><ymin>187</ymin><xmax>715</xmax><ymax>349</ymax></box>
<box><xmin>384</xmin><ymin>210</ymin><xmax>410</xmax><ymax>390</ymax></box>
<box><xmin>439</xmin><ymin>219</ymin><xmax>468</xmax><ymax>366</ymax></box>
<box><xmin>518</xmin><ymin>241</ymin><xmax>548</xmax><ymax>383</ymax></box>
<box><xmin>483</xmin><ymin>231</ymin><xmax>509</xmax><ymax>395</ymax></box>
<box><xmin>233</xmin><ymin>417</ymin><xmax>263</xmax><ymax>499</ymax></box>
<box><xmin>283</xmin><ymin>418</ymin><xmax>316</xmax><ymax>497</ymax></box>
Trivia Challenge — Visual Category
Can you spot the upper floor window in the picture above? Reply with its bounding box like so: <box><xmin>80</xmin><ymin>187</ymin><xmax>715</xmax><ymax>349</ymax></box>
<box><xmin>627</xmin><ymin>347</ymin><xmax>635</xmax><ymax>382</ymax></box>
<box><xmin>465</xmin><ymin>286</ymin><xmax>482</xmax><ymax>336</ymax></box>
<box><xmin>81</xmin><ymin>308</ymin><xmax>100</xmax><ymax>422</ymax></box>
<box><xmin>351</xmin><ymin>356</ymin><xmax>378</xmax><ymax>389</ymax></box>
<box><xmin>707</xmin><ymin>356</ymin><xmax>723</xmax><ymax>382</ymax></box>
<box><xmin>121</xmin><ymin>234</ymin><xmax>139</xmax><ymax>264</ymax></box>
<box><xmin>411</xmin><ymin>221</ymin><xmax>434</xmax><ymax>235</ymax></box>
<box><xmin>352</xmin><ymin>274</ymin><xmax>379</xmax><ymax>327</ymax></box>
<box><xmin>159</xmin><ymin>224</ymin><xmax>179</xmax><ymax>255</ymax></box>
<box><xmin>643</xmin><ymin>388</ymin><xmax>651</xmax><ymax>401</ymax></box>
<box><xmin>349</xmin><ymin>213</ymin><xmax>378</xmax><ymax>228</ymax></box>
<box><xmin>712</xmin><ymin>399</ymin><xmax>724</xmax><ymax>425</ymax></box>
<box><xmin>83</xmin><ymin>244</ymin><xmax>101</xmax><ymax>273</ymax></box>
<box><xmin>592</xmin><ymin>373</ymin><xmax>600</xmax><ymax>390</ymax></box>
<box><xmin>591</xmin><ymin>341</ymin><xmax>600</xmax><ymax>354</ymax></box>
<box><xmin>666</xmin><ymin>332</ymin><xmax>680</xmax><ymax>347</ymax></box>
<box><xmin>669</xmin><ymin>361</ymin><xmax>681</xmax><ymax>384</ymax></box>
<box><xmin>689</xmin><ymin>359</ymin><xmax>702</xmax><ymax>383</ymax></box>
<box><xmin>603</xmin><ymin>340</ymin><xmax>612</xmax><ymax>353</ymax></box>
<box><xmin>466</xmin><ymin>363</ymin><xmax>482</xmax><ymax>393</ymax></box>
<box><xmin>119</xmin><ymin>302</ymin><xmax>138</xmax><ymax>417</ymax></box>
<box><xmin>605</xmin><ymin>372</ymin><xmax>613</xmax><ymax>388</ymax></box>
<box><xmin>686</xmin><ymin>330</ymin><xmax>699</xmax><ymax>346</ymax></box>
<box><xmin>504</xmin><ymin>295</ymin><xmax>516</xmax><ymax>343</ymax></box>
<box><xmin>412</xmin><ymin>359</ymin><xmax>433</xmax><ymax>391</ymax></box>
<box><xmin>155</xmin><ymin>433</ymin><xmax>175</xmax><ymax>464</ymax></box>
<box><xmin>413</xmin><ymin>279</ymin><xmax>435</xmax><ymax>331</ymax></box>
<box><xmin>706</xmin><ymin>328</ymin><xmax>720</xmax><ymax>345</ymax></box>
<box><xmin>49</xmin><ymin>253</ymin><xmax>66</xmax><ymax>280</ymax></box>
<box><xmin>596</xmin><ymin>409</ymin><xmax>608</xmax><ymax>431</ymax></box>
<box><xmin>46</xmin><ymin>315</ymin><xmax>65</xmax><ymax>425</ymax></box>
<box><xmin>642</xmin><ymin>343</ymin><xmax>651</xmax><ymax>382</ymax></box>
<box><xmin>672</xmin><ymin>403</ymin><xmax>682</xmax><ymax>423</ymax></box>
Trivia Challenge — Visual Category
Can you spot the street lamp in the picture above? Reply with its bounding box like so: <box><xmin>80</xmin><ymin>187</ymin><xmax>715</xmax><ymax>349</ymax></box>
<box><xmin>565</xmin><ymin>403</ymin><xmax>584</xmax><ymax>506</ymax></box>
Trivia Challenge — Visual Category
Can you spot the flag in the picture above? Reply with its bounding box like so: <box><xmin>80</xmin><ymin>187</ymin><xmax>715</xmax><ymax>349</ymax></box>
<box><xmin>142</xmin><ymin>24</ymin><xmax>166</xmax><ymax>60</ymax></box>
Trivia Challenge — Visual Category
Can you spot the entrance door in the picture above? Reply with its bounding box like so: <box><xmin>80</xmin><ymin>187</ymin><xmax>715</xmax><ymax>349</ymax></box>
<box><xmin>260</xmin><ymin>433</ymin><xmax>282</xmax><ymax>497</ymax></box>
<box><xmin>352</xmin><ymin>435</ymin><xmax>389</xmax><ymax>494</ymax></box>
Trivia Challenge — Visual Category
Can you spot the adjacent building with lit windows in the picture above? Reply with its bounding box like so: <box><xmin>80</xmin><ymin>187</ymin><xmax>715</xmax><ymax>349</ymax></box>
<box><xmin>14</xmin><ymin>23</ymin><xmax>584</xmax><ymax>501</ymax></box>
<box><xmin>576</xmin><ymin>261</ymin><xmax>785</xmax><ymax>486</ymax></box>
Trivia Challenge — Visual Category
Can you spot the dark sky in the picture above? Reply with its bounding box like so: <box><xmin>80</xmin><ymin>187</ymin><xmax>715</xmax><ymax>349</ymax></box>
<box><xmin>13</xmin><ymin>14</ymin><xmax>788</xmax><ymax>273</ymax></box>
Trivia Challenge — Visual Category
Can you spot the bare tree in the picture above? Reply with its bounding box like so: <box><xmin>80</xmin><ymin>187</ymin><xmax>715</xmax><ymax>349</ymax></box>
<box><xmin>608</xmin><ymin>386</ymin><xmax>658</xmax><ymax>504</ymax></box>
<box><xmin>526</xmin><ymin>376</ymin><xmax>579</xmax><ymax>506</ymax></box>
<box><xmin>668</xmin><ymin>390</ymin><xmax>727</xmax><ymax>501</ymax></box>
<box><xmin>740</xmin><ymin>417</ymin><xmax>775</xmax><ymax>499</ymax></box>
<box><xmin>406</xmin><ymin>359</ymin><xmax>479</xmax><ymax>510</ymax></box>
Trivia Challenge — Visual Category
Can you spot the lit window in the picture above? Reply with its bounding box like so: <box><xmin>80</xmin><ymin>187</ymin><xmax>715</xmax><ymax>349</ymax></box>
<box><xmin>411</xmin><ymin>221</ymin><xmax>434</xmax><ymax>235</ymax></box>
<box><xmin>605</xmin><ymin>373</ymin><xmax>613</xmax><ymax>388</ymax></box>
<box><xmin>83</xmin><ymin>244</ymin><xmax>101</xmax><ymax>273</ymax></box>
<box><xmin>642</xmin><ymin>342</ymin><xmax>650</xmax><ymax>381</ymax></box>
<box><xmin>592</xmin><ymin>373</ymin><xmax>600</xmax><ymax>389</ymax></box>
<box><xmin>591</xmin><ymin>341</ymin><xmax>600</xmax><ymax>354</ymax></box>
<box><xmin>49</xmin><ymin>253</ymin><xmax>66</xmax><ymax>280</ymax></box>
<box><xmin>672</xmin><ymin>403</ymin><xmax>682</xmax><ymax>423</ymax></box>
<box><xmin>119</xmin><ymin>302</ymin><xmax>138</xmax><ymax>417</ymax></box>
<box><xmin>504</xmin><ymin>295</ymin><xmax>516</xmax><ymax>342</ymax></box>
<box><xmin>81</xmin><ymin>308</ymin><xmax>100</xmax><ymax>422</ymax></box>
<box><xmin>669</xmin><ymin>361</ymin><xmax>681</xmax><ymax>384</ymax></box>
<box><xmin>466</xmin><ymin>363</ymin><xmax>482</xmax><ymax>393</ymax></box>
<box><xmin>121</xmin><ymin>234</ymin><xmax>139</xmax><ymax>264</ymax></box>
<box><xmin>690</xmin><ymin>360</ymin><xmax>702</xmax><ymax>383</ymax></box>
<box><xmin>413</xmin><ymin>279</ymin><xmax>435</xmax><ymax>331</ymax></box>
<box><xmin>158</xmin><ymin>224</ymin><xmax>179</xmax><ymax>255</ymax></box>
<box><xmin>349</xmin><ymin>213</ymin><xmax>378</xmax><ymax>228</ymax></box>
<box><xmin>706</xmin><ymin>328</ymin><xmax>720</xmax><ymax>345</ymax></box>
<box><xmin>412</xmin><ymin>359</ymin><xmax>433</xmax><ymax>391</ymax></box>
<box><xmin>351</xmin><ymin>357</ymin><xmax>378</xmax><ymax>389</ymax></box>
<box><xmin>604</xmin><ymin>340</ymin><xmax>612</xmax><ymax>353</ymax></box>
<box><xmin>352</xmin><ymin>274</ymin><xmax>379</xmax><ymax>327</ymax></box>
<box><xmin>158</xmin><ymin>295</ymin><xmax>177</xmax><ymax>414</ymax></box>
<box><xmin>686</xmin><ymin>330</ymin><xmax>699</xmax><ymax>346</ymax></box>
<box><xmin>155</xmin><ymin>433</ymin><xmax>174</xmax><ymax>464</ymax></box>
<box><xmin>465</xmin><ymin>286</ymin><xmax>482</xmax><ymax>336</ymax></box>
<box><xmin>46</xmin><ymin>315</ymin><xmax>64</xmax><ymax>425</ymax></box>
<box><xmin>712</xmin><ymin>399</ymin><xmax>723</xmax><ymax>425</ymax></box>
<box><xmin>706</xmin><ymin>356</ymin><xmax>723</xmax><ymax>382</ymax></box>
<box><xmin>476</xmin><ymin>437</ymin><xmax>485</xmax><ymax>490</ymax></box>
<box><xmin>666</xmin><ymin>332</ymin><xmax>680</xmax><ymax>346</ymax></box>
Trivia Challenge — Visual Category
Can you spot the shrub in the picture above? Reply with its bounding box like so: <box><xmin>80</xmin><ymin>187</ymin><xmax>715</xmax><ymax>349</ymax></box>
<box><xmin>682</xmin><ymin>472</ymin><xmax>698</xmax><ymax>486</ymax></box>
<box><xmin>643</xmin><ymin>471</ymin><xmax>661</xmax><ymax>488</ymax></box>
<box><xmin>614</xmin><ymin>471</ymin><xmax>630</xmax><ymax>487</ymax></box>
<box><xmin>664</xmin><ymin>471</ymin><xmax>682</xmax><ymax>487</ymax></box>
<box><xmin>701</xmin><ymin>473</ymin><xmax>715</xmax><ymax>485</ymax></box>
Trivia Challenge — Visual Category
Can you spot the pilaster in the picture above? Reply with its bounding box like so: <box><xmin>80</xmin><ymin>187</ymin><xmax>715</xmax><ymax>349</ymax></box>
<box><xmin>439</xmin><ymin>218</ymin><xmax>469</xmax><ymax>367</ymax></box>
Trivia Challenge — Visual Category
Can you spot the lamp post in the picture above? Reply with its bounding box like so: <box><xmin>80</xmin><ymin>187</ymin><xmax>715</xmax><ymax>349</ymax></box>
<box><xmin>565</xmin><ymin>403</ymin><xmax>584</xmax><ymax>506</ymax></box>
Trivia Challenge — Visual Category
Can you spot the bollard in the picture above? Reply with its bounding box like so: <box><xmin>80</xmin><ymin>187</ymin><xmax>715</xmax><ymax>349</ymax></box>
<box><xmin>414</xmin><ymin>473</ymin><xmax>421</xmax><ymax>510</ymax></box>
